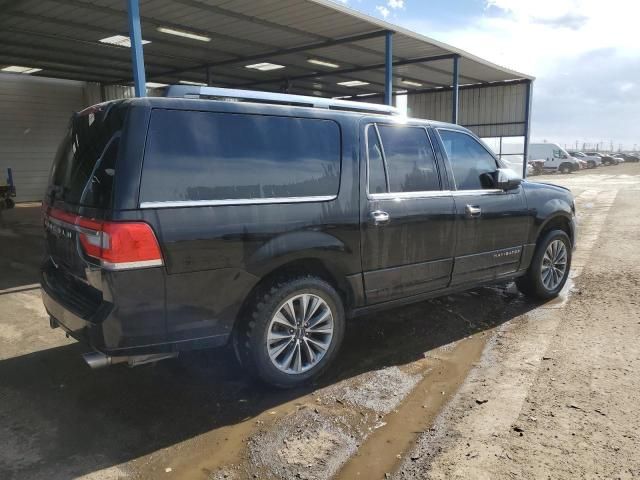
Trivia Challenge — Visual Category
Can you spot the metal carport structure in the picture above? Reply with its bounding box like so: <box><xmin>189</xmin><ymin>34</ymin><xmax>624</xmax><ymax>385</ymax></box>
<box><xmin>0</xmin><ymin>0</ymin><xmax>534</xmax><ymax>200</ymax></box>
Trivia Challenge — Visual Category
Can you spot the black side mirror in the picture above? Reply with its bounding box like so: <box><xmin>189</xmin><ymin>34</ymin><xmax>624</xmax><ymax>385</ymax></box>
<box><xmin>495</xmin><ymin>168</ymin><xmax>522</xmax><ymax>190</ymax></box>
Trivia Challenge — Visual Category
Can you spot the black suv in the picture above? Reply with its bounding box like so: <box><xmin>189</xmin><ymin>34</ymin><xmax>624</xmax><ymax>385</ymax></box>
<box><xmin>41</xmin><ymin>87</ymin><xmax>576</xmax><ymax>387</ymax></box>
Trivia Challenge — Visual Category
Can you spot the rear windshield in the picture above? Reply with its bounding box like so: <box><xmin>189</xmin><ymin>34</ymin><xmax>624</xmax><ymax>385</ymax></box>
<box><xmin>49</xmin><ymin>102</ymin><xmax>128</xmax><ymax>208</ymax></box>
<box><xmin>139</xmin><ymin>110</ymin><xmax>341</xmax><ymax>204</ymax></box>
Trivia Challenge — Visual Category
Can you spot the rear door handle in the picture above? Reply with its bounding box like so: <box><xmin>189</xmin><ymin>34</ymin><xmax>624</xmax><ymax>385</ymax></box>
<box><xmin>465</xmin><ymin>204</ymin><xmax>482</xmax><ymax>218</ymax></box>
<box><xmin>370</xmin><ymin>210</ymin><xmax>390</xmax><ymax>225</ymax></box>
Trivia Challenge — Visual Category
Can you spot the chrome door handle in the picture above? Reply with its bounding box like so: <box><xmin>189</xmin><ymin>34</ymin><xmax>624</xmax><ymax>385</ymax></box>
<box><xmin>370</xmin><ymin>210</ymin><xmax>390</xmax><ymax>225</ymax></box>
<box><xmin>465</xmin><ymin>204</ymin><xmax>482</xmax><ymax>218</ymax></box>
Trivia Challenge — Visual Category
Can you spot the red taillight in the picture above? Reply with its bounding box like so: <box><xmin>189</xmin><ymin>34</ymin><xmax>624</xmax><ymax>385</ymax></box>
<box><xmin>48</xmin><ymin>208</ymin><xmax>163</xmax><ymax>270</ymax></box>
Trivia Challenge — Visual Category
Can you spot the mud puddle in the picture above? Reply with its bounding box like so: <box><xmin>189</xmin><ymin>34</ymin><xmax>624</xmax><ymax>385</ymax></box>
<box><xmin>334</xmin><ymin>332</ymin><xmax>489</xmax><ymax>479</ymax></box>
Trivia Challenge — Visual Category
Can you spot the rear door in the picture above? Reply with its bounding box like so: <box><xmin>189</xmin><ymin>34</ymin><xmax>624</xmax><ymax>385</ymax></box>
<box><xmin>360</xmin><ymin>123</ymin><xmax>456</xmax><ymax>304</ymax></box>
<box><xmin>436</xmin><ymin>129</ymin><xmax>529</xmax><ymax>285</ymax></box>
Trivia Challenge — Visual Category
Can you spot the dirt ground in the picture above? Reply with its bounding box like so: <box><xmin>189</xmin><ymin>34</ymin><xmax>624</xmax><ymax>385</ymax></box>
<box><xmin>1</xmin><ymin>163</ymin><xmax>639</xmax><ymax>480</ymax></box>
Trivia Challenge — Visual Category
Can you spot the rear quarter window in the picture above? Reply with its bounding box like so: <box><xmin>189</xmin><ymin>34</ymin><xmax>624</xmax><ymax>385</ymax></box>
<box><xmin>50</xmin><ymin>103</ymin><xmax>127</xmax><ymax>208</ymax></box>
<box><xmin>140</xmin><ymin>110</ymin><xmax>342</xmax><ymax>204</ymax></box>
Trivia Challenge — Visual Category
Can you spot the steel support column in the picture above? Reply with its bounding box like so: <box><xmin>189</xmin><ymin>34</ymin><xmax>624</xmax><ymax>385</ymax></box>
<box><xmin>127</xmin><ymin>0</ymin><xmax>146</xmax><ymax>97</ymax></box>
<box><xmin>522</xmin><ymin>79</ymin><xmax>533</xmax><ymax>178</ymax></box>
<box><xmin>384</xmin><ymin>31</ymin><xmax>393</xmax><ymax>106</ymax></box>
<box><xmin>206</xmin><ymin>67</ymin><xmax>213</xmax><ymax>86</ymax></box>
<box><xmin>451</xmin><ymin>55</ymin><xmax>460</xmax><ymax>123</ymax></box>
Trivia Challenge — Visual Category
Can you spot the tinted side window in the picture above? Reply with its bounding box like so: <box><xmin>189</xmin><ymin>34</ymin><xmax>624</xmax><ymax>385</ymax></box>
<box><xmin>367</xmin><ymin>126</ymin><xmax>387</xmax><ymax>194</ymax></box>
<box><xmin>377</xmin><ymin>125</ymin><xmax>440</xmax><ymax>192</ymax></box>
<box><xmin>140</xmin><ymin>110</ymin><xmax>341</xmax><ymax>203</ymax></box>
<box><xmin>438</xmin><ymin>130</ymin><xmax>497</xmax><ymax>190</ymax></box>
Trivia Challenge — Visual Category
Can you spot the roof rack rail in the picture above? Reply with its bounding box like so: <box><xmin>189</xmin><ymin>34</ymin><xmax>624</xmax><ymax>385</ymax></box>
<box><xmin>164</xmin><ymin>85</ymin><xmax>399</xmax><ymax>116</ymax></box>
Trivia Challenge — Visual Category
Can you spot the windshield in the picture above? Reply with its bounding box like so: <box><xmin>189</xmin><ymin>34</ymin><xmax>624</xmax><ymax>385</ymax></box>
<box><xmin>49</xmin><ymin>102</ymin><xmax>127</xmax><ymax>209</ymax></box>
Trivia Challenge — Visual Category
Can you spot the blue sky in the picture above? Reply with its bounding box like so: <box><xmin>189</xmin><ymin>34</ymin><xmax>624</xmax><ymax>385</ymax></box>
<box><xmin>334</xmin><ymin>0</ymin><xmax>640</xmax><ymax>150</ymax></box>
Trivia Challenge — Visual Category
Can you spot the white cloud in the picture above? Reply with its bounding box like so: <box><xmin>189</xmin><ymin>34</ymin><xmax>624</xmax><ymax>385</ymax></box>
<box><xmin>403</xmin><ymin>0</ymin><xmax>640</xmax><ymax>147</ymax></box>
<box><xmin>376</xmin><ymin>5</ymin><xmax>390</xmax><ymax>17</ymax></box>
<box><xmin>388</xmin><ymin>0</ymin><xmax>404</xmax><ymax>8</ymax></box>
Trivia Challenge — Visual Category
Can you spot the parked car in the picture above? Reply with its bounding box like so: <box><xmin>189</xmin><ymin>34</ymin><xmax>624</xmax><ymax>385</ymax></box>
<box><xmin>528</xmin><ymin>143</ymin><xmax>580</xmax><ymax>173</ymax></box>
<box><xmin>41</xmin><ymin>87</ymin><xmax>577</xmax><ymax>388</ymax></box>
<box><xmin>585</xmin><ymin>152</ymin><xmax>618</xmax><ymax>165</ymax></box>
<box><xmin>568</xmin><ymin>151</ymin><xmax>601</xmax><ymax>168</ymax></box>
<box><xmin>618</xmin><ymin>153</ymin><xmax>640</xmax><ymax>162</ymax></box>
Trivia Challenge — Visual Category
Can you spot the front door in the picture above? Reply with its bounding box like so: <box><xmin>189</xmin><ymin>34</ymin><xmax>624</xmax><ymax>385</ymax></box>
<box><xmin>436</xmin><ymin>129</ymin><xmax>530</xmax><ymax>285</ymax></box>
<box><xmin>360</xmin><ymin>123</ymin><xmax>456</xmax><ymax>304</ymax></box>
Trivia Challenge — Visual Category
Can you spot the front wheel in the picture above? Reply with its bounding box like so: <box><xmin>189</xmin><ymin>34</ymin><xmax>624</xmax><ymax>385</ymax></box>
<box><xmin>234</xmin><ymin>276</ymin><xmax>345</xmax><ymax>388</ymax></box>
<box><xmin>517</xmin><ymin>229</ymin><xmax>572</xmax><ymax>300</ymax></box>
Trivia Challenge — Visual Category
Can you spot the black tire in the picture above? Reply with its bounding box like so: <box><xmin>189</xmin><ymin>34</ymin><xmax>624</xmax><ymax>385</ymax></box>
<box><xmin>588</xmin><ymin>160</ymin><xmax>596</xmax><ymax>169</ymax></box>
<box><xmin>516</xmin><ymin>229</ymin><xmax>572</xmax><ymax>300</ymax></box>
<box><xmin>559</xmin><ymin>163</ymin><xmax>572</xmax><ymax>174</ymax></box>
<box><xmin>234</xmin><ymin>276</ymin><xmax>345</xmax><ymax>388</ymax></box>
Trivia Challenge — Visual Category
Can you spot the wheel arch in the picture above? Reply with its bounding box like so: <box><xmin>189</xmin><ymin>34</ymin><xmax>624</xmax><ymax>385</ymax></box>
<box><xmin>537</xmin><ymin>213</ymin><xmax>574</xmax><ymax>247</ymax></box>
<box><xmin>233</xmin><ymin>256</ymin><xmax>358</xmax><ymax>339</ymax></box>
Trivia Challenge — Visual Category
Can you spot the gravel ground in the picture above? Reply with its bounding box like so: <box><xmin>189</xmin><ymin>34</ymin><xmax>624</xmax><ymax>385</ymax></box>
<box><xmin>394</xmin><ymin>164</ymin><xmax>640</xmax><ymax>479</ymax></box>
<box><xmin>2</xmin><ymin>164</ymin><xmax>639</xmax><ymax>480</ymax></box>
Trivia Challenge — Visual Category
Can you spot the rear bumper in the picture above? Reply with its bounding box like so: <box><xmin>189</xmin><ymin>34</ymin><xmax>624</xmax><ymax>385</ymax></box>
<box><xmin>41</xmin><ymin>259</ymin><xmax>229</xmax><ymax>356</ymax></box>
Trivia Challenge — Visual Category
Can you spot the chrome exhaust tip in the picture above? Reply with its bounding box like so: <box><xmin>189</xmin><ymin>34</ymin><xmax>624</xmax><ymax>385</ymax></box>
<box><xmin>82</xmin><ymin>351</ymin><xmax>113</xmax><ymax>369</ymax></box>
<box><xmin>82</xmin><ymin>351</ymin><xmax>178</xmax><ymax>369</ymax></box>
<box><xmin>82</xmin><ymin>352</ymin><xmax>128</xmax><ymax>369</ymax></box>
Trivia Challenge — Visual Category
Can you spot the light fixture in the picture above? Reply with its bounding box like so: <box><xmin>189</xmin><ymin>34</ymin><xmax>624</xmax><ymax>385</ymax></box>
<box><xmin>401</xmin><ymin>79</ymin><xmax>422</xmax><ymax>87</ymax></box>
<box><xmin>146</xmin><ymin>82</ymin><xmax>168</xmax><ymax>88</ymax></box>
<box><xmin>307</xmin><ymin>58</ymin><xmax>340</xmax><ymax>69</ymax></box>
<box><xmin>1</xmin><ymin>65</ymin><xmax>42</xmax><ymax>74</ymax></box>
<box><xmin>356</xmin><ymin>93</ymin><xmax>377</xmax><ymax>97</ymax></box>
<box><xmin>179</xmin><ymin>80</ymin><xmax>207</xmax><ymax>86</ymax></box>
<box><xmin>157</xmin><ymin>27</ymin><xmax>211</xmax><ymax>42</ymax></box>
<box><xmin>99</xmin><ymin>35</ymin><xmax>150</xmax><ymax>48</ymax></box>
<box><xmin>337</xmin><ymin>80</ymin><xmax>370</xmax><ymax>87</ymax></box>
<box><xmin>245</xmin><ymin>62</ymin><xmax>286</xmax><ymax>71</ymax></box>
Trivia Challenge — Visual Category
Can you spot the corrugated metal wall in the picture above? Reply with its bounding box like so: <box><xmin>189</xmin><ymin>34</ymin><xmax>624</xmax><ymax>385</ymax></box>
<box><xmin>407</xmin><ymin>82</ymin><xmax>527</xmax><ymax>138</ymax></box>
<box><xmin>84</xmin><ymin>83</ymin><xmax>135</xmax><ymax>105</ymax></box>
<box><xmin>0</xmin><ymin>77</ymin><xmax>135</xmax><ymax>203</ymax></box>
<box><xmin>0</xmin><ymin>74</ymin><xmax>86</xmax><ymax>202</ymax></box>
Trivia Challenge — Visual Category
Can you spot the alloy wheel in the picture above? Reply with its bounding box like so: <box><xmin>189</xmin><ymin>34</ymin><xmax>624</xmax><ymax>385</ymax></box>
<box><xmin>266</xmin><ymin>293</ymin><xmax>334</xmax><ymax>374</ymax></box>
<box><xmin>541</xmin><ymin>239</ymin><xmax>568</xmax><ymax>290</ymax></box>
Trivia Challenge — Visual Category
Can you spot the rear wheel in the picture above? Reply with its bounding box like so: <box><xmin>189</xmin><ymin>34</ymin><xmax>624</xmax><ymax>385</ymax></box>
<box><xmin>234</xmin><ymin>276</ymin><xmax>345</xmax><ymax>388</ymax></box>
<box><xmin>559</xmin><ymin>163</ymin><xmax>572</xmax><ymax>174</ymax></box>
<box><xmin>517</xmin><ymin>229</ymin><xmax>572</xmax><ymax>300</ymax></box>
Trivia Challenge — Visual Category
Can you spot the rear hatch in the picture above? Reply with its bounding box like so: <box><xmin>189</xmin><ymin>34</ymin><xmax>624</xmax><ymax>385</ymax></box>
<box><xmin>43</xmin><ymin>102</ymin><xmax>128</xmax><ymax>280</ymax></box>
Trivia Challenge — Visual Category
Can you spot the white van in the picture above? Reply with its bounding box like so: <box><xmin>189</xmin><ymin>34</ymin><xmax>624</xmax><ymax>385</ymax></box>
<box><xmin>528</xmin><ymin>143</ymin><xmax>580</xmax><ymax>173</ymax></box>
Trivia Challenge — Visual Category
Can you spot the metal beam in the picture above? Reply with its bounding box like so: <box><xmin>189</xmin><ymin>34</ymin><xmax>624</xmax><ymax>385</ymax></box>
<box><xmin>384</xmin><ymin>31</ymin><xmax>393</xmax><ymax>106</ymax></box>
<box><xmin>127</xmin><ymin>0</ymin><xmax>146</xmax><ymax>97</ymax></box>
<box><xmin>146</xmin><ymin>30</ymin><xmax>389</xmax><ymax>80</ymax></box>
<box><xmin>339</xmin><ymin>78</ymin><xmax>530</xmax><ymax>101</ymax></box>
<box><xmin>399</xmin><ymin>78</ymin><xmax>531</xmax><ymax>96</ymax></box>
<box><xmin>3</xmin><ymin>11</ymin><xmax>236</xmax><ymax>64</ymax></box>
<box><xmin>452</xmin><ymin>55</ymin><xmax>459</xmax><ymax>123</ymax></box>
<box><xmin>0</xmin><ymin>54</ymin><xmax>127</xmax><ymax>80</ymax></box>
<box><xmin>522</xmin><ymin>79</ymin><xmax>533</xmax><ymax>179</ymax></box>
<box><xmin>238</xmin><ymin>53</ymin><xmax>457</xmax><ymax>89</ymax></box>
<box><xmin>169</xmin><ymin>0</ymin><xmax>482</xmax><ymax>85</ymax></box>
<box><xmin>48</xmin><ymin>0</ymin><xmax>269</xmax><ymax>51</ymax></box>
